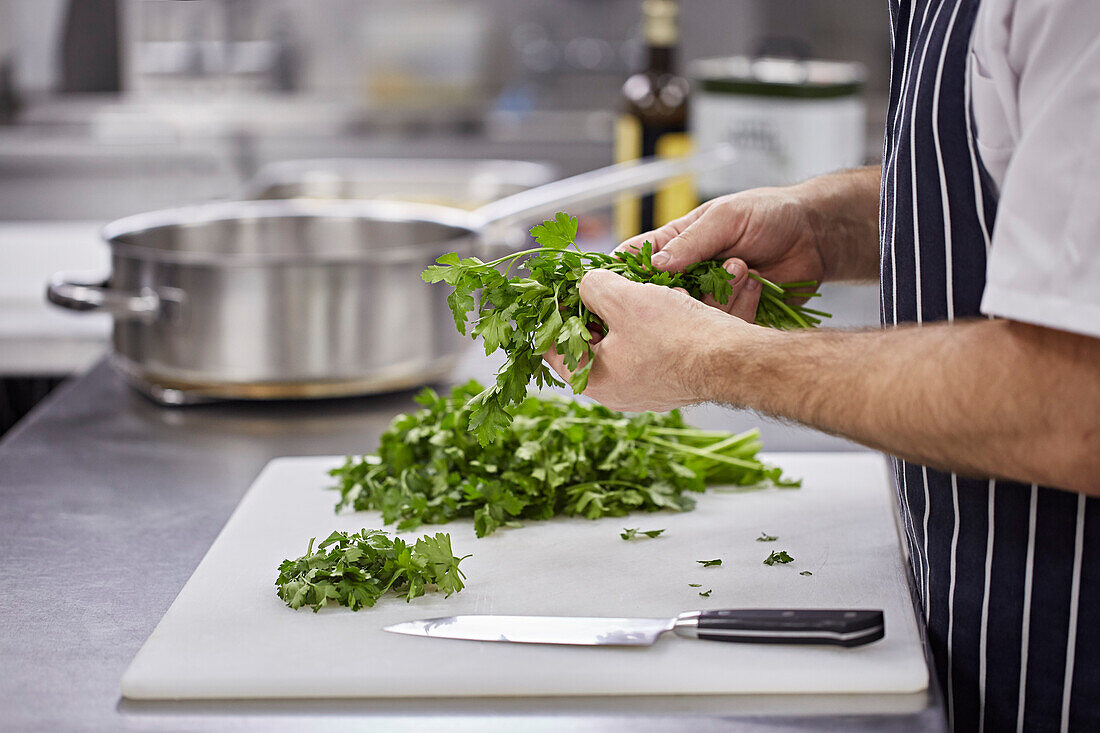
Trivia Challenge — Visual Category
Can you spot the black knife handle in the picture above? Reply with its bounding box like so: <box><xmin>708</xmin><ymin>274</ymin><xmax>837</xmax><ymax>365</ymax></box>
<box><xmin>674</xmin><ymin>609</ymin><xmax>884</xmax><ymax>647</ymax></box>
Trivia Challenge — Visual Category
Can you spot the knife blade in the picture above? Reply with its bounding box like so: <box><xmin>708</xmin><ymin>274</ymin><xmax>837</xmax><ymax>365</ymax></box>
<box><xmin>384</xmin><ymin>609</ymin><xmax>884</xmax><ymax>648</ymax></box>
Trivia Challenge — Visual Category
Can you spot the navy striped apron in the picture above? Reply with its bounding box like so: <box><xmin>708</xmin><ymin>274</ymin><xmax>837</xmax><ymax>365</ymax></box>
<box><xmin>880</xmin><ymin>0</ymin><xmax>1099</xmax><ymax>730</ymax></box>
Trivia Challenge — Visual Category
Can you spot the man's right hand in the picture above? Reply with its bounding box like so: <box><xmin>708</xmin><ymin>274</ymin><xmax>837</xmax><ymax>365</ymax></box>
<box><xmin>616</xmin><ymin>166</ymin><xmax>883</xmax><ymax>316</ymax></box>
<box><xmin>617</xmin><ymin>187</ymin><xmax>827</xmax><ymax>318</ymax></box>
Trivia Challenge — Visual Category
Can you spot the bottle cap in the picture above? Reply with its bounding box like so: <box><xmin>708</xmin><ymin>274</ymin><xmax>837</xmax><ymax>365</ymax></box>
<box><xmin>643</xmin><ymin>0</ymin><xmax>679</xmax><ymax>47</ymax></box>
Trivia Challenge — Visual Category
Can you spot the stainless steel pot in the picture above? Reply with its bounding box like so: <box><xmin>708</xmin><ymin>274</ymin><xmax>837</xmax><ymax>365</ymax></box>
<box><xmin>47</xmin><ymin>150</ymin><xmax>733</xmax><ymax>405</ymax></box>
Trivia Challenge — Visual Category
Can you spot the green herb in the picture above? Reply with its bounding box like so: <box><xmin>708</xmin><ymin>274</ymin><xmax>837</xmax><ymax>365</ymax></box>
<box><xmin>688</xmin><ymin>583</ymin><xmax>702</xmax><ymax>588</ymax></box>
<box><xmin>698</xmin><ymin>589</ymin><xmax>712</xmax><ymax>597</ymax></box>
<box><xmin>275</xmin><ymin>529</ymin><xmax>469</xmax><ymax>612</ymax></box>
<box><xmin>756</xmin><ymin>532</ymin><xmax>778</xmax><ymax>542</ymax></box>
<box><xmin>621</xmin><ymin>527</ymin><xmax>665</xmax><ymax>540</ymax></box>
<box><xmin>330</xmin><ymin>381</ymin><xmax>799</xmax><ymax>537</ymax></box>
<box><xmin>423</xmin><ymin>212</ymin><xmax>828</xmax><ymax>445</ymax></box>
<box><xmin>800</xmin><ymin>571</ymin><xmax>813</xmax><ymax>576</ymax></box>
<box><xmin>763</xmin><ymin>550</ymin><xmax>795</xmax><ymax>566</ymax></box>
<box><xmin>697</xmin><ymin>559</ymin><xmax>722</xmax><ymax>567</ymax></box>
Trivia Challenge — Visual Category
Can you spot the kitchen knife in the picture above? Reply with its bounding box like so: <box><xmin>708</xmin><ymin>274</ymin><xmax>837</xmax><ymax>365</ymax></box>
<box><xmin>384</xmin><ymin>609</ymin><xmax>884</xmax><ymax>648</ymax></box>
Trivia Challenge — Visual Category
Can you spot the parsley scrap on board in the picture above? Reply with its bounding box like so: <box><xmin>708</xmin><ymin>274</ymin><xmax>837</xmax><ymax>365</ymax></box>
<box><xmin>763</xmin><ymin>550</ymin><xmax>795</xmax><ymax>566</ymax></box>
<box><xmin>688</xmin><ymin>583</ymin><xmax>702</xmax><ymax>588</ymax></box>
<box><xmin>698</xmin><ymin>589</ymin><xmax>712</xmax><ymax>597</ymax></box>
<box><xmin>800</xmin><ymin>571</ymin><xmax>813</xmax><ymax>576</ymax></box>
<box><xmin>330</xmin><ymin>381</ymin><xmax>799</xmax><ymax>538</ymax></box>
<box><xmin>422</xmin><ymin>212</ymin><xmax>829</xmax><ymax>445</ymax></box>
<box><xmin>621</xmin><ymin>528</ymin><xmax>665</xmax><ymax>540</ymax></box>
<box><xmin>756</xmin><ymin>532</ymin><xmax>778</xmax><ymax>542</ymax></box>
<box><xmin>275</xmin><ymin>529</ymin><xmax>469</xmax><ymax>612</ymax></box>
<box><xmin>697</xmin><ymin>559</ymin><xmax>723</xmax><ymax>567</ymax></box>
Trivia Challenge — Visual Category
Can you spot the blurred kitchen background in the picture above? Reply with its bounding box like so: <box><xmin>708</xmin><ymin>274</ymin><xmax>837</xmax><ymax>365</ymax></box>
<box><xmin>0</xmin><ymin>0</ymin><xmax>889</xmax><ymax>436</ymax></box>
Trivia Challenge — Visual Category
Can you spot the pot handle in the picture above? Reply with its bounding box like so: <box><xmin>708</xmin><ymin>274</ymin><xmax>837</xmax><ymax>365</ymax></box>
<box><xmin>46</xmin><ymin>272</ymin><xmax>161</xmax><ymax>323</ymax></box>
<box><xmin>471</xmin><ymin>145</ymin><xmax>737</xmax><ymax>230</ymax></box>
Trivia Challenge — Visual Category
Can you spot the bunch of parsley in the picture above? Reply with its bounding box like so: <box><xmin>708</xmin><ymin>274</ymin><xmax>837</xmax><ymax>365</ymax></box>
<box><xmin>329</xmin><ymin>381</ymin><xmax>799</xmax><ymax>538</ymax></box>
<box><xmin>423</xmin><ymin>212</ymin><xmax>828</xmax><ymax>445</ymax></box>
<box><xmin>275</xmin><ymin>529</ymin><xmax>469</xmax><ymax>612</ymax></box>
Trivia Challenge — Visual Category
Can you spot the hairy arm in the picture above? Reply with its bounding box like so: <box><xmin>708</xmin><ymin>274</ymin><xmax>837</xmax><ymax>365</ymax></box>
<box><xmin>789</xmin><ymin>165</ymin><xmax>882</xmax><ymax>283</ymax></box>
<box><xmin>547</xmin><ymin>271</ymin><xmax>1100</xmax><ymax>495</ymax></box>
<box><xmin>702</xmin><ymin>319</ymin><xmax>1100</xmax><ymax>493</ymax></box>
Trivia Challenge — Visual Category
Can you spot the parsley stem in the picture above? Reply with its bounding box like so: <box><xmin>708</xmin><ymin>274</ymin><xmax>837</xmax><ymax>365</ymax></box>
<box><xmin>566</xmin><ymin>479</ymin><xmax>652</xmax><ymax>493</ymax></box>
<box><xmin>641</xmin><ymin>435</ymin><xmax>766</xmax><ymax>470</ymax></box>
<box><xmin>553</xmin><ymin>421</ymin><xmax>760</xmax><ymax>456</ymax></box>
<box><xmin>484</xmin><ymin>248</ymin><xmax>611</xmax><ymax>269</ymax></box>
<box><xmin>763</xmin><ymin>293</ymin><xmax>810</xmax><ymax>328</ymax></box>
<box><xmin>693</xmin><ymin>432</ymin><xmax>759</xmax><ymax>455</ymax></box>
<box><xmin>483</xmin><ymin>248</ymin><xmax>541</xmax><ymax>267</ymax></box>
<box><xmin>642</xmin><ymin>425</ymin><xmax>730</xmax><ymax>437</ymax></box>
<box><xmin>749</xmin><ymin>272</ymin><xmax>787</xmax><ymax>295</ymax></box>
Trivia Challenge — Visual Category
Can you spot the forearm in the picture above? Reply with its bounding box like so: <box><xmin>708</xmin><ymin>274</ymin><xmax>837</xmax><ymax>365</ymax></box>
<box><xmin>789</xmin><ymin>166</ymin><xmax>882</xmax><ymax>283</ymax></box>
<box><xmin>697</xmin><ymin>319</ymin><xmax>1100</xmax><ymax>494</ymax></box>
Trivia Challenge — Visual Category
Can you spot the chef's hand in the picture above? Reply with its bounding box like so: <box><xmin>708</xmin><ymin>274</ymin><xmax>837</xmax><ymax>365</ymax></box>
<box><xmin>543</xmin><ymin>269</ymin><xmax>757</xmax><ymax>412</ymax></box>
<box><xmin>616</xmin><ymin>186</ymin><xmax>827</xmax><ymax>317</ymax></box>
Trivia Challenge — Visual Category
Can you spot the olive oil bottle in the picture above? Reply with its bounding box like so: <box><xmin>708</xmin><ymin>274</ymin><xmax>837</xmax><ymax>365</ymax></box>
<box><xmin>614</xmin><ymin>0</ymin><xmax>694</xmax><ymax>241</ymax></box>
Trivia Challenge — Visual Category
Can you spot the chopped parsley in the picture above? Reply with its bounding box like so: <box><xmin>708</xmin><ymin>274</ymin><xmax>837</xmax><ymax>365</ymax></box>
<box><xmin>621</xmin><ymin>528</ymin><xmax>665</xmax><ymax>540</ymax></box>
<box><xmin>763</xmin><ymin>550</ymin><xmax>795</xmax><ymax>566</ymax></box>
<box><xmin>275</xmin><ymin>530</ymin><xmax>468</xmax><ymax>612</ymax></box>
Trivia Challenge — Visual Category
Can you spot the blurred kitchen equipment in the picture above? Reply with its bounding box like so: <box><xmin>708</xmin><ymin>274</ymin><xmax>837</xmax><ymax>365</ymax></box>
<box><xmin>60</xmin><ymin>0</ymin><xmax>122</xmax><ymax>93</ymax></box>
<box><xmin>124</xmin><ymin>0</ymin><xmax>298</xmax><ymax>95</ymax></box>
<box><xmin>359</xmin><ymin>2</ymin><xmax>489</xmax><ymax>107</ymax></box>
<box><xmin>241</xmin><ymin>158</ymin><xmax>557</xmax><ymax>210</ymax></box>
<box><xmin>0</xmin><ymin>2</ymin><xmax>16</xmax><ymax>123</ymax></box>
<box><xmin>46</xmin><ymin>149</ymin><xmax>734</xmax><ymax>405</ymax></box>
<box><xmin>691</xmin><ymin>55</ymin><xmax>865</xmax><ymax>198</ymax></box>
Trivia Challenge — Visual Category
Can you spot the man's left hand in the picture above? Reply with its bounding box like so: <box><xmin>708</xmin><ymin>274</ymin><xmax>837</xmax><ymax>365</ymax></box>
<box><xmin>542</xmin><ymin>269</ymin><xmax>758</xmax><ymax>412</ymax></box>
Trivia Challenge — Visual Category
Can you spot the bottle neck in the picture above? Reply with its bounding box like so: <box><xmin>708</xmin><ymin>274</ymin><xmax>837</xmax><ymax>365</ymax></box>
<box><xmin>647</xmin><ymin>44</ymin><xmax>676</xmax><ymax>75</ymax></box>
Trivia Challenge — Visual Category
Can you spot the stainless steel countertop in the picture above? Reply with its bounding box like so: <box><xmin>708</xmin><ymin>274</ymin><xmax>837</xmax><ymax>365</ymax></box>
<box><xmin>0</xmin><ymin>358</ymin><xmax>946</xmax><ymax>732</ymax></box>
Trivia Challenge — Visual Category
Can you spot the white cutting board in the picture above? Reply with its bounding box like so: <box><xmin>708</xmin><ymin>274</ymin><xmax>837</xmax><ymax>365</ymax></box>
<box><xmin>121</xmin><ymin>452</ymin><xmax>928</xmax><ymax>700</ymax></box>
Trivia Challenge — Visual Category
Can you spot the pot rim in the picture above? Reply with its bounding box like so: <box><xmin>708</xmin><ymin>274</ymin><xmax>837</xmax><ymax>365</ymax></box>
<box><xmin>240</xmin><ymin>157</ymin><xmax>557</xmax><ymax>200</ymax></box>
<box><xmin>100</xmin><ymin>198</ymin><xmax>484</xmax><ymax>266</ymax></box>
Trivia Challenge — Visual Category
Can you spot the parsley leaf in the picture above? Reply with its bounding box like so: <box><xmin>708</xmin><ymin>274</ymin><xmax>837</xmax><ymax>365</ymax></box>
<box><xmin>529</xmin><ymin>211</ymin><xmax>579</xmax><ymax>249</ymax></box>
<box><xmin>695</xmin><ymin>265</ymin><xmax>733</xmax><ymax>305</ymax></box>
<box><xmin>422</xmin><ymin>212</ymin><xmax>830</xmax><ymax>444</ymax></box>
<box><xmin>621</xmin><ymin>527</ymin><xmax>665</xmax><ymax>540</ymax></box>
<box><xmin>698</xmin><ymin>589</ymin><xmax>712</xmax><ymax>597</ymax></box>
<box><xmin>275</xmin><ymin>530</ymin><xmax>469</xmax><ymax>612</ymax></box>
<box><xmin>763</xmin><ymin>550</ymin><xmax>795</xmax><ymax>566</ymax></box>
<box><xmin>697</xmin><ymin>559</ymin><xmax>722</xmax><ymax>567</ymax></box>
<box><xmin>688</xmin><ymin>583</ymin><xmax>702</xmax><ymax>587</ymax></box>
<box><xmin>756</xmin><ymin>532</ymin><xmax>778</xmax><ymax>542</ymax></box>
<box><xmin>800</xmin><ymin>571</ymin><xmax>813</xmax><ymax>576</ymax></box>
<box><xmin>330</xmin><ymin>382</ymin><xmax>800</xmax><ymax>537</ymax></box>
<box><xmin>466</xmin><ymin>387</ymin><xmax>513</xmax><ymax>447</ymax></box>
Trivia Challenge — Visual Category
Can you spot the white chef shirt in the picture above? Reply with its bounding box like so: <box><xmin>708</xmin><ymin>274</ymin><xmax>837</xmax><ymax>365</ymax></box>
<box><xmin>970</xmin><ymin>0</ymin><xmax>1100</xmax><ymax>339</ymax></box>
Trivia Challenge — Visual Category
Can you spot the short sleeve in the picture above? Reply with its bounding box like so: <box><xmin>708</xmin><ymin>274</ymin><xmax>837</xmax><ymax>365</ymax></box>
<box><xmin>978</xmin><ymin>0</ymin><xmax>1100</xmax><ymax>339</ymax></box>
